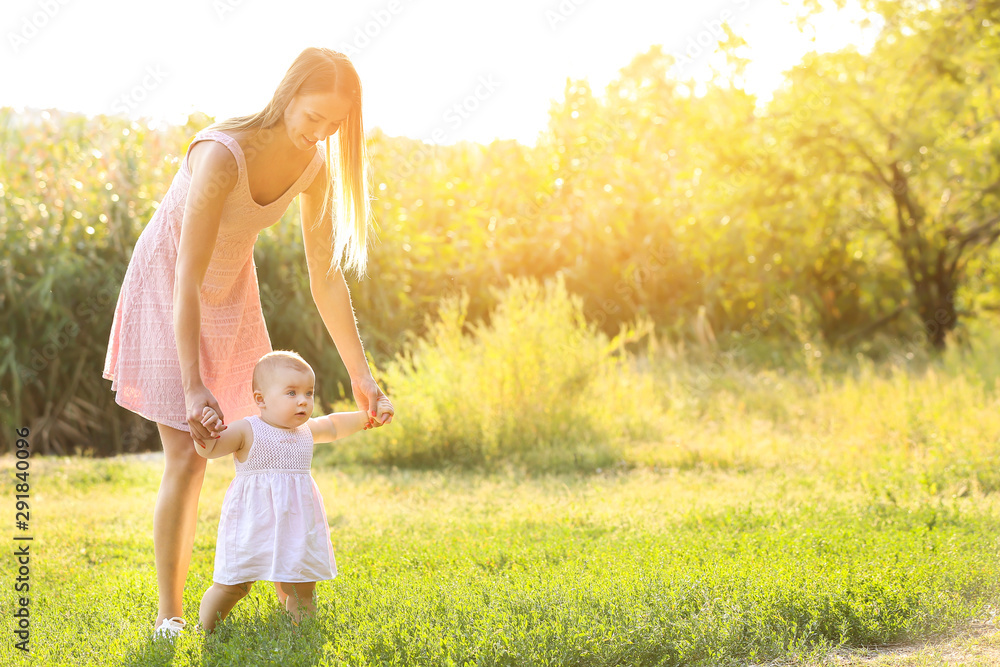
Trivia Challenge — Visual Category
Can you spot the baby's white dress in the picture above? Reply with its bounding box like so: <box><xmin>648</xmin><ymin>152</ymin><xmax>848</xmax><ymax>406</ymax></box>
<box><xmin>213</xmin><ymin>415</ymin><xmax>338</xmax><ymax>585</ymax></box>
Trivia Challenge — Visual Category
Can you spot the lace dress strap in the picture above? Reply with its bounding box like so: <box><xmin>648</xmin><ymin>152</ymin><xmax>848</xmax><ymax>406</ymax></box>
<box><xmin>183</xmin><ymin>130</ymin><xmax>248</xmax><ymax>185</ymax></box>
<box><xmin>184</xmin><ymin>129</ymin><xmax>324</xmax><ymax>209</ymax></box>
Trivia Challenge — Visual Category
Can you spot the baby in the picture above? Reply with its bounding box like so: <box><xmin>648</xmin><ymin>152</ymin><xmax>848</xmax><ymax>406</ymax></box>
<box><xmin>194</xmin><ymin>350</ymin><xmax>392</xmax><ymax>632</ymax></box>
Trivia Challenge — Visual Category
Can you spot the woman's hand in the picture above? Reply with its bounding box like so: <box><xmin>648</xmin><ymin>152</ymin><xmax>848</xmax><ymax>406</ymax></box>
<box><xmin>185</xmin><ymin>383</ymin><xmax>227</xmax><ymax>443</ymax></box>
<box><xmin>370</xmin><ymin>396</ymin><xmax>394</xmax><ymax>429</ymax></box>
<box><xmin>351</xmin><ymin>376</ymin><xmax>394</xmax><ymax>429</ymax></box>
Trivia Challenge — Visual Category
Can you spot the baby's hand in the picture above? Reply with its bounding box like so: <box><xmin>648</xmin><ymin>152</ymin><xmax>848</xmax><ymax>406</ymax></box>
<box><xmin>364</xmin><ymin>396</ymin><xmax>394</xmax><ymax>430</ymax></box>
<box><xmin>201</xmin><ymin>406</ymin><xmax>223</xmax><ymax>439</ymax></box>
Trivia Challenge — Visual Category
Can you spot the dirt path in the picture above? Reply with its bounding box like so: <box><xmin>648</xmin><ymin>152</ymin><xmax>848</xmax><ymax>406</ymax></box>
<box><xmin>780</xmin><ymin>623</ymin><xmax>1000</xmax><ymax>666</ymax></box>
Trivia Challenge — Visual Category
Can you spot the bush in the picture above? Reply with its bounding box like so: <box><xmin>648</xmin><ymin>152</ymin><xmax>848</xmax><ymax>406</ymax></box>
<box><xmin>325</xmin><ymin>273</ymin><xmax>665</xmax><ymax>472</ymax></box>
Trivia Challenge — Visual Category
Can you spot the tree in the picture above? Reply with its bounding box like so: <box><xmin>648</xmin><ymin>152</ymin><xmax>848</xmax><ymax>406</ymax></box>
<box><xmin>774</xmin><ymin>0</ymin><xmax>1000</xmax><ymax>348</ymax></box>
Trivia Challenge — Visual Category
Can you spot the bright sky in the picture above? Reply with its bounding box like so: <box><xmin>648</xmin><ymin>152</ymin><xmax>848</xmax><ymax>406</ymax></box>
<box><xmin>1</xmin><ymin>0</ymin><xmax>877</xmax><ymax>146</ymax></box>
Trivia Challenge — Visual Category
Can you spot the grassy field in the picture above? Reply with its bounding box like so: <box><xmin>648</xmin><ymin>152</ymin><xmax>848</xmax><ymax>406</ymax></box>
<box><xmin>1</xmin><ymin>427</ymin><xmax>999</xmax><ymax>665</ymax></box>
<box><xmin>5</xmin><ymin>294</ymin><xmax>1000</xmax><ymax>665</ymax></box>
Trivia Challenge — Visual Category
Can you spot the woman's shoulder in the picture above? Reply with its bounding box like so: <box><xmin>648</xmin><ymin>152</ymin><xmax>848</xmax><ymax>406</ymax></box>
<box><xmin>186</xmin><ymin>134</ymin><xmax>241</xmax><ymax>183</ymax></box>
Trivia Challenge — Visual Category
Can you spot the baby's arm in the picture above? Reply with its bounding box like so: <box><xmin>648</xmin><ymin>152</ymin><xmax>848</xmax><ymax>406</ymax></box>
<box><xmin>307</xmin><ymin>410</ymin><xmax>369</xmax><ymax>445</ymax></box>
<box><xmin>195</xmin><ymin>407</ymin><xmax>248</xmax><ymax>459</ymax></box>
<box><xmin>309</xmin><ymin>397</ymin><xmax>393</xmax><ymax>444</ymax></box>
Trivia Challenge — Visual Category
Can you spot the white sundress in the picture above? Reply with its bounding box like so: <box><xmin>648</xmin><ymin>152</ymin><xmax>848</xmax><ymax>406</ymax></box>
<box><xmin>213</xmin><ymin>415</ymin><xmax>338</xmax><ymax>585</ymax></box>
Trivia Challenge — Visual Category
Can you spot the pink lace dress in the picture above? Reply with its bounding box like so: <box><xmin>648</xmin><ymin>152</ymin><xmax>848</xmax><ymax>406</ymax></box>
<box><xmin>213</xmin><ymin>415</ymin><xmax>337</xmax><ymax>585</ymax></box>
<box><xmin>102</xmin><ymin>129</ymin><xmax>325</xmax><ymax>432</ymax></box>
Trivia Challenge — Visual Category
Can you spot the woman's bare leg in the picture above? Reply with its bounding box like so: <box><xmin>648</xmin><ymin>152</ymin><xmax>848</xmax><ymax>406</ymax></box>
<box><xmin>154</xmin><ymin>423</ymin><xmax>208</xmax><ymax>628</ymax></box>
<box><xmin>279</xmin><ymin>581</ymin><xmax>317</xmax><ymax>623</ymax></box>
<box><xmin>199</xmin><ymin>582</ymin><xmax>253</xmax><ymax>633</ymax></box>
<box><xmin>274</xmin><ymin>581</ymin><xmax>288</xmax><ymax>605</ymax></box>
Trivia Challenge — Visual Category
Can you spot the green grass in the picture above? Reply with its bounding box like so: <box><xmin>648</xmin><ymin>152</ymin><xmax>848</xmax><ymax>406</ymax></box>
<box><xmin>6</xmin><ymin>284</ymin><xmax>1000</xmax><ymax>665</ymax></box>
<box><xmin>1</xmin><ymin>455</ymin><xmax>999</xmax><ymax>666</ymax></box>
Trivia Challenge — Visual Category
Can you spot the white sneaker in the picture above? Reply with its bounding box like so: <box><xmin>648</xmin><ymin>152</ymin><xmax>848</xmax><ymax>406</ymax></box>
<box><xmin>153</xmin><ymin>616</ymin><xmax>187</xmax><ymax>639</ymax></box>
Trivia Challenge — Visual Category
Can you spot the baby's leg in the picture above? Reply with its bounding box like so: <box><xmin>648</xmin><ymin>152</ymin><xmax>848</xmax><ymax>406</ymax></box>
<box><xmin>199</xmin><ymin>581</ymin><xmax>253</xmax><ymax>633</ymax></box>
<box><xmin>278</xmin><ymin>581</ymin><xmax>317</xmax><ymax>624</ymax></box>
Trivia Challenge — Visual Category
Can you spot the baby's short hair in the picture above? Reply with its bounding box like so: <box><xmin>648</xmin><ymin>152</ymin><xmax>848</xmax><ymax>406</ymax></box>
<box><xmin>252</xmin><ymin>350</ymin><xmax>314</xmax><ymax>392</ymax></box>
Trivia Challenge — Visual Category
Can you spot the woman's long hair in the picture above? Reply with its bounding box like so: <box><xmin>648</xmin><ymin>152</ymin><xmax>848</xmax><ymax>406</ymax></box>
<box><xmin>204</xmin><ymin>47</ymin><xmax>371</xmax><ymax>279</ymax></box>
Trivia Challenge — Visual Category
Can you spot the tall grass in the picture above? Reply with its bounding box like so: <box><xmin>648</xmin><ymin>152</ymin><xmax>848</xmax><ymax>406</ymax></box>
<box><xmin>324</xmin><ymin>273</ymin><xmax>665</xmax><ymax>471</ymax></box>
<box><xmin>626</xmin><ymin>312</ymin><xmax>1000</xmax><ymax>495</ymax></box>
<box><xmin>319</xmin><ymin>270</ymin><xmax>1000</xmax><ymax>489</ymax></box>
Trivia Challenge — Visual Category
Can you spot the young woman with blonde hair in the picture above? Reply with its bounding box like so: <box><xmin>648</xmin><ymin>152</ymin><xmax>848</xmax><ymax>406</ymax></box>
<box><xmin>102</xmin><ymin>47</ymin><xmax>394</xmax><ymax>638</ymax></box>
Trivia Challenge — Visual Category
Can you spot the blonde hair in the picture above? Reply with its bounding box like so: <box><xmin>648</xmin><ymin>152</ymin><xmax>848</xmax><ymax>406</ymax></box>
<box><xmin>204</xmin><ymin>47</ymin><xmax>372</xmax><ymax>279</ymax></box>
<box><xmin>252</xmin><ymin>350</ymin><xmax>315</xmax><ymax>393</ymax></box>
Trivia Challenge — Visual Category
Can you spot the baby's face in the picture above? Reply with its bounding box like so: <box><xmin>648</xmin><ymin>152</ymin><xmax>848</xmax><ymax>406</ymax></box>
<box><xmin>258</xmin><ymin>368</ymin><xmax>315</xmax><ymax>429</ymax></box>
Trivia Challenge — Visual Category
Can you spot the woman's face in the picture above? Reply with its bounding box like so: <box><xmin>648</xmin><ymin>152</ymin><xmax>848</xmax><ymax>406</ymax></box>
<box><xmin>284</xmin><ymin>91</ymin><xmax>353</xmax><ymax>151</ymax></box>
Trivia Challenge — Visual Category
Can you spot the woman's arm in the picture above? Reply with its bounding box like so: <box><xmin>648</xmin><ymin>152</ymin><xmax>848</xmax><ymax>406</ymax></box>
<box><xmin>299</xmin><ymin>167</ymin><xmax>369</xmax><ymax>379</ymax></box>
<box><xmin>174</xmin><ymin>140</ymin><xmax>238</xmax><ymax>441</ymax></box>
<box><xmin>299</xmin><ymin>166</ymin><xmax>393</xmax><ymax>427</ymax></box>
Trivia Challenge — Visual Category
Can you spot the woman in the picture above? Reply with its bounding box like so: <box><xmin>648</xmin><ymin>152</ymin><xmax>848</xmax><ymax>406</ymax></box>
<box><xmin>102</xmin><ymin>47</ymin><xmax>394</xmax><ymax>637</ymax></box>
